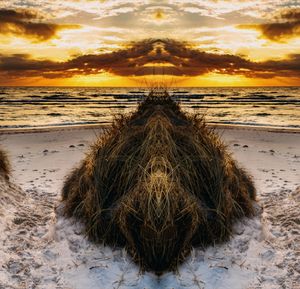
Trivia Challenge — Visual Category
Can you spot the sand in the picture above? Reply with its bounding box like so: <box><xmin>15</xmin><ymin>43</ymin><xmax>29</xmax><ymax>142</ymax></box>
<box><xmin>0</xmin><ymin>126</ymin><xmax>299</xmax><ymax>289</ymax></box>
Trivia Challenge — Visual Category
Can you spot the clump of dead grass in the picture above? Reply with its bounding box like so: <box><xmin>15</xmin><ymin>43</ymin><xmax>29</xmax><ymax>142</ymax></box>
<box><xmin>0</xmin><ymin>148</ymin><xmax>10</xmax><ymax>179</ymax></box>
<box><xmin>62</xmin><ymin>91</ymin><xmax>256</xmax><ymax>273</ymax></box>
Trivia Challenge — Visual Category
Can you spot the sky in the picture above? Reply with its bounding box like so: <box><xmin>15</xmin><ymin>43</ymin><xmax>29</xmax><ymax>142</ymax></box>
<box><xmin>0</xmin><ymin>0</ymin><xmax>300</xmax><ymax>86</ymax></box>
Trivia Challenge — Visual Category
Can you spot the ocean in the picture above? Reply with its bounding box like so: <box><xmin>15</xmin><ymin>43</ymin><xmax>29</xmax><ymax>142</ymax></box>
<box><xmin>0</xmin><ymin>86</ymin><xmax>299</xmax><ymax>129</ymax></box>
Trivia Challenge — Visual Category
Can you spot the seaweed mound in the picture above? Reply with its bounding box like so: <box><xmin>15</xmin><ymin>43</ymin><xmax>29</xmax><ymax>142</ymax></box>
<box><xmin>62</xmin><ymin>91</ymin><xmax>256</xmax><ymax>273</ymax></box>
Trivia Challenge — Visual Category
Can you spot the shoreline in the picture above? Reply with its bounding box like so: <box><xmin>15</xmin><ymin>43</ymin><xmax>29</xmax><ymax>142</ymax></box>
<box><xmin>1</xmin><ymin>122</ymin><xmax>300</xmax><ymax>135</ymax></box>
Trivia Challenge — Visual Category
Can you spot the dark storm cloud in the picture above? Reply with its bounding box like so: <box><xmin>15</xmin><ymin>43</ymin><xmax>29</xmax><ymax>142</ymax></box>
<box><xmin>0</xmin><ymin>9</ymin><xmax>79</xmax><ymax>41</ymax></box>
<box><xmin>1</xmin><ymin>39</ymin><xmax>300</xmax><ymax>79</ymax></box>
<box><xmin>239</xmin><ymin>8</ymin><xmax>300</xmax><ymax>41</ymax></box>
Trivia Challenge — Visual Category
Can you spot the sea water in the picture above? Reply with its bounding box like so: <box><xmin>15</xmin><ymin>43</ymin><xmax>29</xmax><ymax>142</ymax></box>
<box><xmin>0</xmin><ymin>86</ymin><xmax>299</xmax><ymax>129</ymax></box>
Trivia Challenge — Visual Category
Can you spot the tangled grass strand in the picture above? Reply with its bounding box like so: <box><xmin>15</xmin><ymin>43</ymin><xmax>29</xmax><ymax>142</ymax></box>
<box><xmin>62</xmin><ymin>93</ymin><xmax>256</xmax><ymax>273</ymax></box>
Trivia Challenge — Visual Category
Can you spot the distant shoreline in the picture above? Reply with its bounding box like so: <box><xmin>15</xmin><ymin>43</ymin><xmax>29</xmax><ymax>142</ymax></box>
<box><xmin>1</xmin><ymin>122</ymin><xmax>299</xmax><ymax>135</ymax></box>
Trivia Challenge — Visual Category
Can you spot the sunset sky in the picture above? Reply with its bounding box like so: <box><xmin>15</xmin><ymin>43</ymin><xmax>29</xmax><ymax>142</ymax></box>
<box><xmin>0</xmin><ymin>0</ymin><xmax>300</xmax><ymax>86</ymax></box>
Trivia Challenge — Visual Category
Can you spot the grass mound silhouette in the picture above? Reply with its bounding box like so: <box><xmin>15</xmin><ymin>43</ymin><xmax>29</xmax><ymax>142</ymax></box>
<box><xmin>62</xmin><ymin>91</ymin><xmax>256</xmax><ymax>273</ymax></box>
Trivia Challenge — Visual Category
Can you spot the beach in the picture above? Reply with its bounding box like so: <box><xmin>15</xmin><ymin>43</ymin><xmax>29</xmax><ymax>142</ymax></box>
<box><xmin>1</xmin><ymin>0</ymin><xmax>300</xmax><ymax>286</ymax></box>
<box><xmin>0</xmin><ymin>125</ymin><xmax>299</xmax><ymax>289</ymax></box>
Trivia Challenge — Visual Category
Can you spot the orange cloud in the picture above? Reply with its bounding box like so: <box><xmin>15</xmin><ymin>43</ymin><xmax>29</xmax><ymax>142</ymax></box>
<box><xmin>154</xmin><ymin>9</ymin><xmax>164</xmax><ymax>20</ymax></box>
<box><xmin>1</xmin><ymin>39</ymin><xmax>300</xmax><ymax>80</ymax></box>
<box><xmin>238</xmin><ymin>8</ymin><xmax>300</xmax><ymax>42</ymax></box>
<box><xmin>0</xmin><ymin>9</ymin><xmax>79</xmax><ymax>42</ymax></box>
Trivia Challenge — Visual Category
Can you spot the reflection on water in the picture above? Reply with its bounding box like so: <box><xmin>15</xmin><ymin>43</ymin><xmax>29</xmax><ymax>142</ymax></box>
<box><xmin>0</xmin><ymin>87</ymin><xmax>299</xmax><ymax>128</ymax></box>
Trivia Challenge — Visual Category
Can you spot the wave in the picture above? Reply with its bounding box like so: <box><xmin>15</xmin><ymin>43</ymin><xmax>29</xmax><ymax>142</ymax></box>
<box><xmin>1</xmin><ymin>87</ymin><xmax>299</xmax><ymax>129</ymax></box>
<box><xmin>2</xmin><ymin>119</ymin><xmax>299</xmax><ymax>130</ymax></box>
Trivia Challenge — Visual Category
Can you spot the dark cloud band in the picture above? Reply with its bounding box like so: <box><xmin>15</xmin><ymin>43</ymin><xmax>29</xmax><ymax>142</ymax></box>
<box><xmin>0</xmin><ymin>39</ymin><xmax>300</xmax><ymax>79</ymax></box>
<box><xmin>238</xmin><ymin>8</ymin><xmax>300</xmax><ymax>41</ymax></box>
<box><xmin>0</xmin><ymin>9</ymin><xmax>79</xmax><ymax>42</ymax></box>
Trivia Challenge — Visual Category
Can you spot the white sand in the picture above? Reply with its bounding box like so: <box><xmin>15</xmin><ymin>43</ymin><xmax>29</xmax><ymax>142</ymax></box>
<box><xmin>0</xmin><ymin>127</ymin><xmax>299</xmax><ymax>289</ymax></box>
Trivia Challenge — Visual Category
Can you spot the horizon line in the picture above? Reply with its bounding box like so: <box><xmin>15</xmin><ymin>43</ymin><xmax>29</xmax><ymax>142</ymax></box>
<box><xmin>1</xmin><ymin>85</ymin><xmax>300</xmax><ymax>88</ymax></box>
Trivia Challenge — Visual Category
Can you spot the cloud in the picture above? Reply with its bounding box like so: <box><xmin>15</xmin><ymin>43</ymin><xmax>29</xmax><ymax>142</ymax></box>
<box><xmin>0</xmin><ymin>39</ymin><xmax>300</xmax><ymax>79</ymax></box>
<box><xmin>238</xmin><ymin>8</ymin><xmax>300</xmax><ymax>42</ymax></box>
<box><xmin>0</xmin><ymin>9</ymin><xmax>79</xmax><ymax>42</ymax></box>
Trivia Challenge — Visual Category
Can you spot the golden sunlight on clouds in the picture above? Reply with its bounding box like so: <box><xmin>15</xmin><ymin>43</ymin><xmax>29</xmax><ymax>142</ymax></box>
<box><xmin>238</xmin><ymin>8</ymin><xmax>300</xmax><ymax>42</ymax></box>
<box><xmin>182</xmin><ymin>74</ymin><xmax>255</xmax><ymax>87</ymax></box>
<box><xmin>0</xmin><ymin>9</ymin><xmax>80</xmax><ymax>42</ymax></box>
<box><xmin>180</xmin><ymin>74</ymin><xmax>299</xmax><ymax>87</ymax></box>
<box><xmin>154</xmin><ymin>9</ymin><xmax>164</xmax><ymax>20</ymax></box>
<box><xmin>0</xmin><ymin>1</ymin><xmax>300</xmax><ymax>86</ymax></box>
<box><xmin>62</xmin><ymin>74</ymin><xmax>138</xmax><ymax>87</ymax></box>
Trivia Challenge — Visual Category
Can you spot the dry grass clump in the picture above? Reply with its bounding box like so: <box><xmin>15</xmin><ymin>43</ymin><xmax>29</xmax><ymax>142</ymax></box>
<box><xmin>0</xmin><ymin>148</ymin><xmax>10</xmax><ymax>179</ymax></box>
<box><xmin>62</xmin><ymin>91</ymin><xmax>256</xmax><ymax>273</ymax></box>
